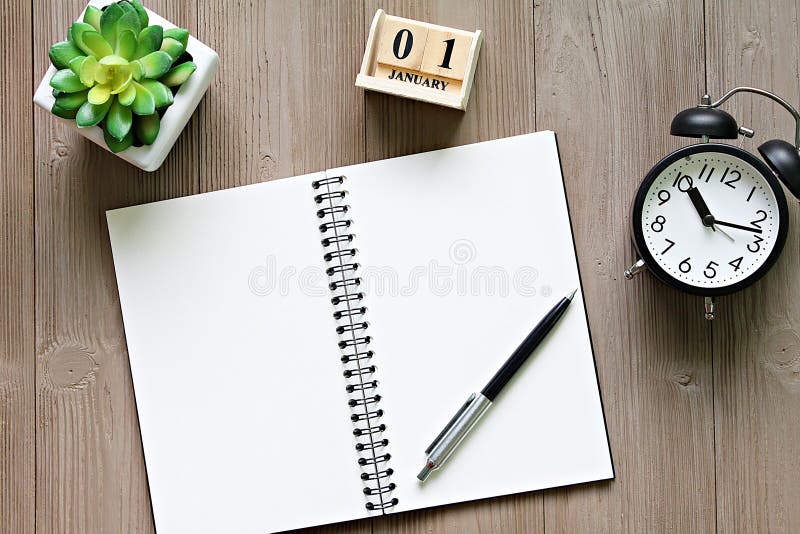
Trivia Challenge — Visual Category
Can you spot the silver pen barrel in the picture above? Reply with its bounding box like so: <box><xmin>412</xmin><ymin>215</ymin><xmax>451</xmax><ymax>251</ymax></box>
<box><xmin>417</xmin><ymin>392</ymin><xmax>492</xmax><ymax>482</ymax></box>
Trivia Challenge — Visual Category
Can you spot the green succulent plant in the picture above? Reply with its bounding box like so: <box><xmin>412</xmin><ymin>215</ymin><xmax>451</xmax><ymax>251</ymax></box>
<box><xmin>48</xmin><ymin>1</ymin><xmax>197</xmax><ymax>152</ymax></box>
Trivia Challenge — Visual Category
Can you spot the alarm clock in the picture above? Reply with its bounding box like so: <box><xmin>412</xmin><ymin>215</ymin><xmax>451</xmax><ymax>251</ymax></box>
<box><xmin>625</xmin><ymin>87</ymin><xmax>800</xmax><ymax>319</ymax></box>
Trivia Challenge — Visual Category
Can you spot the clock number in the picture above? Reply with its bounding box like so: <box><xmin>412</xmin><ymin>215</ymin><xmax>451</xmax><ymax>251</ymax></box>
<box><xmin>660</xmin><ymin>238</ymin><xmax>675</xmax><ymax>255</ymax></box>
<box><xmin>679</xmin><ymin>257</ymin><xmax>692</xmax><ymax>273</ymax></box>
<box><xmin>704</xmin><ymin>261</ymin><xmax>719</xmax><ymax>279</ymax></box>
<box><xmin>657</xmin><ymin>190</ymin><xmax>671</xmax><ymax>205</ymax></box>
<box><xmin>672</xmin><ymin>172</ymin><xmax>693</xmax><ymax>192</ymax></box>
<box><xmin>746</xmin><ymin>186</ymin><xmax>756</xmax><ymax>202</ymax></box>
<box><xmin>392</xmin><ymin>29</ymin><xmax>414</xmax><ymax>60</ymax></box>
<box><xmin>650</xmin><ymin>215</ymin><xmax>666</xmax><ymax>233</ymax></box>
<box><xmin>698</xmin><ymin>164</ymin><xmax>715</xmax><ymax>183</ymax></box>
<box><xmin>724</xmin><ymin>170</ymin><xmax>740</xmax><ymax>189</ymax></box>
<box><xmin>748</xmin><ymin>235</ymin><xmax>763</xmax><ymax>253</ymax></box>
<box><xmin>438</xmin><ymin>38</ymin><xmax>455</xmax><ymax>69</ymax></box>
<box><xmin>750</xmin><ymin>209</ymin><xmax>767</xmax><ymax>229</ymax></box>
<box><xmin>729</xmin><ymin>256</ymin><xmax>743</xmax><ymax>271</ymax></box>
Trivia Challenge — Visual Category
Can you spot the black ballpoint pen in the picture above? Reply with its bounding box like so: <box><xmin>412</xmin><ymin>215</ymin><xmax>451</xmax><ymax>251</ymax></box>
<box><xmin>417</xmin><ymin>289</ymin><xmax>578</xmax><ymax>482</ymax></box>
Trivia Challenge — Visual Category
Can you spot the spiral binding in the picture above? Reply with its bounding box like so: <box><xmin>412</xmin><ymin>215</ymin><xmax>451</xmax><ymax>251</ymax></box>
<box><xmin>313</xmin><ymin>175</ymin><xmax>399</xmax><ymax>513</ymax></box>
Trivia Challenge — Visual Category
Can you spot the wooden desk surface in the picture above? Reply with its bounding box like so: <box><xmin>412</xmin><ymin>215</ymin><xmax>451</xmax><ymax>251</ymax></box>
<box><xmin>3</xmin><ymin>1</ymin><xmax>799</xmax><ymax>532</ymax></box>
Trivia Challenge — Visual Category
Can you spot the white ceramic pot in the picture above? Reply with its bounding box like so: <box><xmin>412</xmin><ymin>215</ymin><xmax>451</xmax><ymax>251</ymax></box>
<box><xmin>33</xmin><ymin>0</ymin><xmax>219</xmax><ymax>172</ymax></box>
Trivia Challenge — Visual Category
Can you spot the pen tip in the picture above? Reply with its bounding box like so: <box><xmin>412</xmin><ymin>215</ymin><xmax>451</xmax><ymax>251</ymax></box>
<box><xmin>417</xmin><ymin>463</ymin><xmax>433</xmax><ymax>482</ymax></box>
<box><xmin>567</xmin><ymin>288</ymin><xmax>578</xmax><ymax>301</ymax></box>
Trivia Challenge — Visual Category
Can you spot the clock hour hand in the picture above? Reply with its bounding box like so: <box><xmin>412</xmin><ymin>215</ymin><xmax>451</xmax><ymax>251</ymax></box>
<box><xmin>712</xmin><ymin>219</ymin><xmax>763</xmax><ymax>234</ymax></box>
<box><xmin>687</xmin><ymin>187</ymin><xmax>716</xmax><ymax>228</ymax></box>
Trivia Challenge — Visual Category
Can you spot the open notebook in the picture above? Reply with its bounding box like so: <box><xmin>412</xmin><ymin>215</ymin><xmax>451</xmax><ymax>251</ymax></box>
<box><xmin>107</xmin><ymin>132</ymin><xmax>613</xmax><ymax>533</ymax></box>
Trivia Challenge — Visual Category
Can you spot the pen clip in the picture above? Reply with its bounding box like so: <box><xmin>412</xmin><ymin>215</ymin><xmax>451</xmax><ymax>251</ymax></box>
<box><xmin>424</xmin><ymin>392</ymin><xmax>476</xmax><ymax>454</ymax></box>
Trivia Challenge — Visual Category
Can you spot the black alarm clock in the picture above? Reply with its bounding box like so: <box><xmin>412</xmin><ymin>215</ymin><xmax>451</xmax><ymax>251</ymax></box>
<box><xmin>625</xmin><ymin>87</ymin><xmax>800</xmax><ymax>319</ymax></box>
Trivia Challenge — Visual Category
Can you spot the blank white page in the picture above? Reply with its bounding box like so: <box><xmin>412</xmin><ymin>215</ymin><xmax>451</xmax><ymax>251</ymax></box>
<box><xmin>107</xmin><ymin>174</ymin><xmax>368</xmax><ymax>533</ymax></box>
<box><xmin>330</xmin><ymin>132</ymin><xmax>613</xmax><ymax>513</ymax></box>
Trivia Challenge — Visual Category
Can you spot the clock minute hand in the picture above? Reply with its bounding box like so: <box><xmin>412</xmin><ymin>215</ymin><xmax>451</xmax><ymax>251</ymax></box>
<box><xmin>687</xmin><ymin>187</ymin><xmax>716</xmax><ymax>228</ymax></box>
<box><xmin>713</xmin><ymin>219</ymin><xmax>763</xmax><ymax>234</ymax></box>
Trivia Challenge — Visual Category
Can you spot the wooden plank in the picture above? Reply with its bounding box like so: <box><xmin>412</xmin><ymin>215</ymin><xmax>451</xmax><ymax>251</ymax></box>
<box><xmin>535</xmin><ymin>1</ymin><xmax>716</xmax><ymax>532</ymax></box>
<box><xmin>195</xmin><ymin>2</ymin><xmax>369</xmax><ymax>533</ymax></box>
<box><xmin>363</xmin><ymin>2</ymin><xmax>542</xmax><ymax>533</ymax></box>
<box><xmin>32</xmin><ymin>1</ymin><xmax>200</xmax><ymax>531</ymax></box>
<box><xmin>705</xmin><ymin>1</ymin><xmax>800</xmax><ymax>532</ymax></box>
<box><xmin>0</xmin><ymin>0</ymin><xmax>34</xmax><ymax>532</ymax></box>
<box><xmin>196</xmin><ymin>0</ymin><xmax>367</xmax><ymax>192</ymax></box>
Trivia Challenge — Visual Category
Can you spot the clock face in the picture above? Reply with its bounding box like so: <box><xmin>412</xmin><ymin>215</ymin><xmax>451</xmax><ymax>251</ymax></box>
<box><xmin>634</xmin><ymin>144</ymin><xmax>788</xmax><ymax>296</ymax></box>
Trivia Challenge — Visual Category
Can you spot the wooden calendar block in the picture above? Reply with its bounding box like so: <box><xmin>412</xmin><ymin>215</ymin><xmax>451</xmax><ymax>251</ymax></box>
<box><xmin>375</xmin><ymin>18</ymin><xmax>428</xmax><ymax>71</ymax></box>
<box><xmin>355</xmin><ymin>9</ymin><xmax>483</xmax><ymax>111</ymax></box>
<box><xmin>419</xmin><ymin>29</ymin><xmax>473</xmax><ymax>80</ymax></box>
<box><xmin>372</xmin><ymin>64</ymin><xmax>461</xmax><ymax>94</ymax></box>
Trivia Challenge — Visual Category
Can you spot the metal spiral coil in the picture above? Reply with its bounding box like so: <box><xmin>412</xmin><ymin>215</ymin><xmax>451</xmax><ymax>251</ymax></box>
<box><xmin>360</xmin><ymin>468</ymin><xmax>394</xmax><ymax>480</ymax></box>
<box><xmin>313</xmin><ymin>175</ymin><xmax>397</xmax><ymax>513</ymax></box>
<box><xmin>353</xmin><ymin>423</ymin><xmax>385</xmax><ymax>437</ymax></box>
<box><xmin>356</xmin><ymin>438</ymin><xmax>388</xmax><ymax>451</ymax></box>
<box><xmin>312</xmin><ymin>176</ymin><xmax>345</xmax><ymax>188</ymax></box>
<box><xmin>324</xmin><ymin>248</ymin><xmax>357</xmax><ymax>262</ymax></box>
<box><xmin>358</xmin><ymin>453</ymin><xmax>391</xmax><ymax>466</ymax></box>
<box><xmin>319</xmin><ymin>219</ymin><xmax>351</xmax><ymax>233</ymax></box>
<box><xmin>331</xmin><ymin>292</ymin><xmax>364</xmax><ymax>306</ymax></box>
<box><xmin>348</xmin><ymin>394</ymin><xmax>381</xmax><ymax>406</ymax></box>
<box><xmin>317</xmin><ymin>205</ymin><xmax>349</xmax><ymax>218</ymax></box>
<box><xmin>334</xmin><ymin>306</ymin><xmax>367</xmax><ymax>320</ymax></box>
<box><xmin>314</xmin><ymin>190</ymin><xmax>347</xmax><ymax>203</ymax></box>
<box><xmin>351</xmin><ymin>409</ymin><xmax>384</xmax><ymax>422</ymax></box>
<box><xmin>326</xmin><ymin>263</ymin><xmax>358</xmax><ymax>276</ymax></box>
<box><xmin>341</xmin><ymin>349</ymin><xmax>373</xmax><ymax>363</ymax></box>
<box><xmin>346</xmin><ymin>380</ymin><xmax>377</xmax><ymax>393</ymax></box>
<box><xmin>366</xmin><ymin>499</ymin><xmax>400</xmax><ymax>511</ymax></box>
<box><xmin>329</xmin><ymin>277</ymin><xmax>361</xmax><ymax>291</ymax></box>
<box><xmin>343</xmin><ymin>365</ymin><xmax>375</xmax><ymax>378</ymax></box>
<box><xmin>336</xmin><ymin>321</ymin><xmax>368</xmax><ymax>334</ymax></box>
<box><xmin>321</xmin><ymin>234</ymin><xmax>354</xmax><ymax>247</ymax></box>
<box><xmin>364</xmin><ymin>482</ymin><xmax>396</xmax><ymax>495</ymax></box>
<box><xmin>338</xmin><ymin>336</ymin><xmax>371</xmax><ymax>349</ymax></box>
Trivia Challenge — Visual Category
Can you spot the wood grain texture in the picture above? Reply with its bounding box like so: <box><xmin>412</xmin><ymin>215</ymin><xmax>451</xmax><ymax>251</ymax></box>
<box><xmin>706</xmin><ymin>1</ymin><xmax>800</xmax><ymax>532</ymax></box>
<box><xmin>1</xmin><ymin>0</ymin><xmax>34</xmax><ymax>532</ymax></box>
<box><xmin>535</xmin><ymin>1</ymin><xmax>716</xmax><ymax>532</ymax></box>
<box><xmin>195</xmin><ymin>2</ymin><xmax>369</xmax><ymax>533</ymax></box>
<box><xmin>364</xmin><ymin>1</ymin><xmax>541</xmax><ymax>533</ymax></box>
<box><xmin>196</xmin><ymin>0</ymin><xmax>367</xmax><ymax>192</ymax></box>
<box><xmin>32</xmin><ymin>1</ymin><xmax>199</xmax><ymax>531</ymax></box>
<box><xmin>9</xmin><ymin>0</ymin><xmax>800</xmax><ymax>532</ymax></box>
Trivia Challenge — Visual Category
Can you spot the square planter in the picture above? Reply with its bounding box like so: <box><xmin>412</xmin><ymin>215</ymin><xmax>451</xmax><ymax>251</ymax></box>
<box><xmin>33</xmin><ymin>0</ymin><xmax>219</xmax><ymax>172</ymax></box>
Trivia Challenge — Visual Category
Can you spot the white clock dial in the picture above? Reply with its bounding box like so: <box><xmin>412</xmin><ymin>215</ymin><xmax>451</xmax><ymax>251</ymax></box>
<box><xmin>640</xmin><ymin>150</ymin><xmax>780</xmax><ymax>289</ymax></box>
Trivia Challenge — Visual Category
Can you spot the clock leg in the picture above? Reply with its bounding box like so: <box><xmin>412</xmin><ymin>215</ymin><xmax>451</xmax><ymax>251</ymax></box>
<box><xmin>703</xmin><ymin>296</ymin><xmax>716</xmax><ymax>320</ymax></box>
<box><xmin>624</xmin><ymin>258</ymin><xmax>647</xmax><ymax>279</ymax></box>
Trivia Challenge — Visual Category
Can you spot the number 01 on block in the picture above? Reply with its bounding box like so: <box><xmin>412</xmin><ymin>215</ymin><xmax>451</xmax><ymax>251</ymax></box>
<box><xmin>356</xmin><ymin>10</ymin><xmax>483</xmax><ymax>110</ymax></box>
